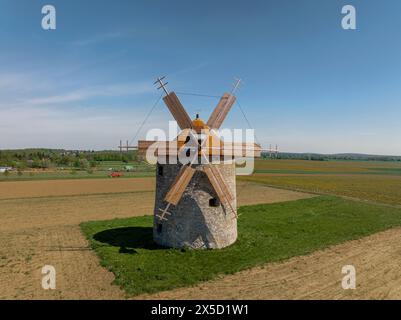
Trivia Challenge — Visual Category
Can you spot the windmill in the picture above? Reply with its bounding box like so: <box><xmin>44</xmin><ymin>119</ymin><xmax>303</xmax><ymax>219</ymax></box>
<box><xmin>138</xmin><ymin>77</ymin><xmax>261</xmax><ymax>249</ymax></box>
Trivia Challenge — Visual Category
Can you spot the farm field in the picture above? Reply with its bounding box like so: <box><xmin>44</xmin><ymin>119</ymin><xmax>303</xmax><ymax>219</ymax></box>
<box><xmin>0</xmin><ymin>177</ymin><xmax>155</xmax><ymax>200</ymax></box>
<box><xmin>0</xmin><ymin>177</ymin><xmax>309</xmax><ymax>299</ymax></box>
<box><xmin>81</xmin><ymin>196</ymin><xmax>401</xmax><ymax>296</ymax></box>
<box><xmin>239</xmin><ymin>159</ymin><xmax>401</xmax><ymax>206</ymax></box>
<box><xmin>1</xmin><ymin>159</ymin><xmax>401</xmax><ymax>300</ymax></box>
<box><xmin>0</xmin><ymin>161</ymin><xmax>155</xmax><ymax>182</ymax></box>
<box><xmin>0</xmin><ymin>170</ymin><xmax>154</xmax><ymax>182</ymax></box>
<box><xmin>141</xmin><ymin>226</ymin><xmax>401</xmax><ymax>300</ymax></box>
<box><xmin>254</xmin><ymin>159</ymin><xmax>401</xmax><ymax>174</ymax></box>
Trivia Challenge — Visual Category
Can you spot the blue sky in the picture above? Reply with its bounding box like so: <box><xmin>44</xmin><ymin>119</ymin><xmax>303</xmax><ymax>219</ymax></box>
<box><xmin>0</xmin><ymin>0</ymin><xmax>400</xmax><ymax>155</ymax></box>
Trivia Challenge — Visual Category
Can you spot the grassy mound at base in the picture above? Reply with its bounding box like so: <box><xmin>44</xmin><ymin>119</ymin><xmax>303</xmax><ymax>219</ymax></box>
<box><xmin>81</xmin><ymin>196</ymin><xmax>401</xmax><ymax>296</ymax></box>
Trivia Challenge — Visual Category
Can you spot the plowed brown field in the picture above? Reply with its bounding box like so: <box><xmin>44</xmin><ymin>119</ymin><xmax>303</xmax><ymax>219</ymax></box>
<box><xmin>0</xmin><ymin>177</ymin><xmax>155</xmax><ymax>200</ymax></box>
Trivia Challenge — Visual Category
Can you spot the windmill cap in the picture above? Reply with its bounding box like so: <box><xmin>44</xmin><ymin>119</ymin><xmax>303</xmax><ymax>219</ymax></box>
<box><xmin>192</xmin><ymin>116</ymin><xmax>208</xmax><ymax>132</ymax></box>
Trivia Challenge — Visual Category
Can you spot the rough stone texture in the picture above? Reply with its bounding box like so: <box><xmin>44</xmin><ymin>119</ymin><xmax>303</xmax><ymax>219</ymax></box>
<box><xmin>153</xmin><ymin>162</ymin><xmax>237</xmax><ymax>249</ymax></box>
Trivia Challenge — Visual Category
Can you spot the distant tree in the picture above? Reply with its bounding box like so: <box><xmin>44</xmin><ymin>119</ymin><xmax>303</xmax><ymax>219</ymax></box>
<box><xmin>41</xmin><ymin>159</ymin><xmax>51</xmax><ymax>169</ymax></box>
<box><xmin>73</xmin><ymin>159</ymin><xmax>81</xmax><ymax>168</ymax></box>
<box><xmin>79</xmin><ymin>159</ymin><xmax>90</xmax><ymax>169</ymax></box>
<box><xmin>16</xmin><ymin>161</ymin><xmax>27</xmax><ymax>170</ymax></box>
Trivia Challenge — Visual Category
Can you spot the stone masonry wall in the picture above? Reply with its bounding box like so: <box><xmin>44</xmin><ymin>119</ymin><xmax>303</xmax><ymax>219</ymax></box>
<box><xmin>153</xmin><ymin>162</ymin><xmax>237</xmax><ymax>249</ymax></box>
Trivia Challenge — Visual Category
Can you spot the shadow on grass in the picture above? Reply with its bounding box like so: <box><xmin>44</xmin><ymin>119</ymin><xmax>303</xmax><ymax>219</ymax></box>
<box><xmin>93</xmin><ymin>227</ymin><xmax>165</xmax><ymax>253</ymax></box>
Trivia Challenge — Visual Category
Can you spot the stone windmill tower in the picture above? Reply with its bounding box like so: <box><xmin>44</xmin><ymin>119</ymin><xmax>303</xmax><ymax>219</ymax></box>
<box><xmin>138</xmin><ymin>77</ymin><xmax>261</xmax><ymax>249</ymax></box>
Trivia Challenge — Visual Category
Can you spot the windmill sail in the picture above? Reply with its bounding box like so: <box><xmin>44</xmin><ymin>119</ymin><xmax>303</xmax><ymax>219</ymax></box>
<box><xmin>207</xmin><ymin>93</ymin><xmax>237</xmax><ymax>129</ymax></box>
<box><xmin>164</xmin><ymin>165</ymin><xmax>196</xmax><ymax>206</ymax></box>
<box><xmin>163</xmin><ymin>92</ymin><xmax>193</xmax><ymax>129</ymax></box>
<box><xmin>203</xmin><ymin>165</ymin><xmax>234</xmax><ymax>210</ymax></box>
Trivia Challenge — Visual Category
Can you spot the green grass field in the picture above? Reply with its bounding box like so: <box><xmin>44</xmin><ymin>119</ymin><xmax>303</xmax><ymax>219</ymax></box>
<box><xmin>0</xmin><ymin>170</ymin><xmax>155</xmax><ymax>182</ymax></box>
<box><xmin>254</xmin><ymin>159</ymin><xmax>401</xmax><ymax>173</ymax></box>
<box><xmin>81</xmin><ymin>196</ymin><xmax>401</xmax><ymax>296</ymax></box>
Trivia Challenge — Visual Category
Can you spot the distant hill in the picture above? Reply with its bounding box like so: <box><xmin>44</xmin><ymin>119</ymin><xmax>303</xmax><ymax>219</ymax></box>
<box><xmin>262</xmin><ymin>152</ymin><xmax>401</xmax><ymax>162</ymax></box>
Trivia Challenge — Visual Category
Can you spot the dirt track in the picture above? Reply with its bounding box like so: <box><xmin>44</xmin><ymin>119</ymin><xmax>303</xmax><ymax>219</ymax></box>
<box><xmin>0</xmin><ymin>179</ymin><xmax>312</xmax><ymax>299</ymax></box>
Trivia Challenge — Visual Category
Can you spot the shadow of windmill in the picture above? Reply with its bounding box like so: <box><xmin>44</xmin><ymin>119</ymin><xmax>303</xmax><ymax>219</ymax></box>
<box><xmin>93</xmin><ymin>226</ymin><xmax>161</xmax><ymax>254</ymax></box>
<box><xmin>92</xmin><ymin>194</ymin><xmax>217</xmax><ymax>253</ymax></box>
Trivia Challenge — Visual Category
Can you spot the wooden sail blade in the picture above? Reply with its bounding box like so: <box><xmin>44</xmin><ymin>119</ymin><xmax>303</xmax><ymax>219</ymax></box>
<box><xmin>207</xmin><ymin>93</ymin><xmax>229</xmax><ymax>128</ymax></box>
<box><xmin>138</xmin><ymin>140</ymin><xmax>159</xmax><ymax>156</ymax></box>
<box><xmin>207</xmin><ymin>93</ymin><xmax>237</xmax><ymax>129</ymax></box>
<box><xmin>164</xmin><ymin>165</ymin><xmax>196</xmax><ymax>205</ymax></box>
<box><xmin>138</xmin><ymin>140</ymin><xmax>187</xmax><ymax>157</ymax></box>
<box><xmin>163</xmin><ymin>92</ymin><xmax>193</xmax><ymax>129</ymax></box>
<box><xmin>138</xmin><ymin>140</ymin><xmax>262</xmax><ymax>158</ymax></box>
<box><xmin>231</xmin><ymin>142</ymin><xmax>262</xmax><ymax>157</ymax></box>
<box><xmin>210</xmin><ymin>165</ymin><xmax>234</xmax><ymax>202</ymax></box>
<box><xmin>215</xmin><ymin>142</ymin><xmax>262</xmax><ymax>158</ymax></box>
<box><xmin>203</xmin><ymin>165</ymin><xmax>234</xmax><ymax>205</ymax></box>
<box><xmin>202</xmin><ymin>130</ymin><xmax>261</xmax><ymax>158</ymax></box>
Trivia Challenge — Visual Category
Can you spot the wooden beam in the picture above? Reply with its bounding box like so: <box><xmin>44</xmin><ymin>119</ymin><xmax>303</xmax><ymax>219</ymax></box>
<box><xmin>207</xmin><ymin>93</ymin><xmax>236</xmax><ymax>129</ymax></box>
<box><xmin>138</xmin><ymin>140</ymin><xmax>262</xmax><ymax>157</ymax></box>
<box><xmin>164</xmin><ymin>165</ymin><xmax>196</xmax><ymax>205</ymax></box>
<box><xmin>203</xmin><ymin>165</ymin><xmax>234</xmax><ymax>205</ymax></box>
<box><xmin>219</xmin><ymin>142</ymin><xmax>262</xmax><ymax>157</ymax></box>
<box><xmin>163</xmin><ymin>92</ymin><xmax>193</xmax><ymax>129</ymax></box>
<box><xmin>138</xmin><ymin>140</ymin><xmax>185</xmax><ymax>156</ymax></box>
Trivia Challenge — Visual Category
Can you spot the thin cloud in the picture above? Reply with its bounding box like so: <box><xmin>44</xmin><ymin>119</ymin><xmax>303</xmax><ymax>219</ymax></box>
<box><xmin>0</xmin><ymin>82</ymin><xmax>154</xmax><ymax>109</ymax></box>
<box><xmin>70</xmin><ymin>31</ymin><xmax>135</xmax><ymax>47</ymax></box>
<box><xmin>0</xmin><ymin>103</ymin><xmax>168</xmax><ymax>150</ymax></box>
<box><xmin>170</xmin><ymin>62</ymin><xmax>210</xmax><ymax>77</ymax></box>
<box><xmin>0</xmin><ymin>73</ymin><xmax>26</xmax><ymax>89</ymax></box>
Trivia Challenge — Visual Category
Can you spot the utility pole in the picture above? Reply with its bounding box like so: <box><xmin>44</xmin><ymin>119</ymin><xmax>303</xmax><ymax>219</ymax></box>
<box><xmin>154</xmin><ymin>76</ymin><xmax>169</xmax><ymax>95</ymax></box>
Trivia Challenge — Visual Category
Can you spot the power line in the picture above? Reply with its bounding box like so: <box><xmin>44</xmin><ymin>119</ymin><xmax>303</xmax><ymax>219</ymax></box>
<box><xmin>175</xmin><ymin>91</ymin><xmax>221</xmax><ymax>98</ymax></box>
<box><xmin>127</xmin><ymin>91</ymin><xmax>261</xmax><ymax>148</ymax></box>
<box><xmin>129</xmin><ymin>93</ymin><xmax>163</xmax><ymax>146</ymax></box>
<box><xmin>235</xmin><ymin>99</ymin><xmax>261</xmax><ymax>146</ymax></box>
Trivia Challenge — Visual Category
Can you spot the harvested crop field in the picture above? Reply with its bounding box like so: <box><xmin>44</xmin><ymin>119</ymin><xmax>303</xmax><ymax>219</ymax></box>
<box><xmin>240</xmin><ymin>174</ymin><xmax>401</xmax><ymax>206</ymax></box>
<box><xmin>0</xmin><ymin>177</ymin><xmax>311</xmax><ymax>299</ymax></box>
<box><xmin>0</xmin><ymin>177</ymin><xmax>155</xmax><ymax>200</ymax></box>
<box><xmin>239</xmin><ymin>159</ymin><xmax>401</xmax><ymax>206</ymax></box>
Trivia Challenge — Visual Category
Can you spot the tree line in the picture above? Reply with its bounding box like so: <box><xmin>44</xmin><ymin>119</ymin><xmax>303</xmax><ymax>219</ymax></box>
<box><xmin>0</xmin><ymin>149</ymin><xmax>138</xmax><ymax>169</ymax></box>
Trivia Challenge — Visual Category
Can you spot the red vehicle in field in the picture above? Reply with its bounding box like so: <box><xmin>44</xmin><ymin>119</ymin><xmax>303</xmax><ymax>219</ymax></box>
<box><xmin>109</xmin><ymin>172</ymin><xmax>123</xmax><ymax>178</ymax></box>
